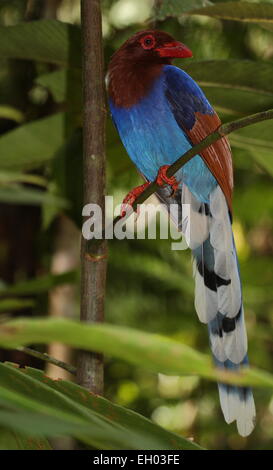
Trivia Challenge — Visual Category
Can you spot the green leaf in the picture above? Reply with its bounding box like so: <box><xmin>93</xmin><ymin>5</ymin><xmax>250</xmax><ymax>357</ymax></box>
<box><xmin>0</xmin><ymin>185</ymin><xmax>68</xmax><ymax>208</ymax></box>
<box><xmin>155</xmin><ymin>0</ymin><xmax>273</xmax><ymax>21</ymax></box>
<box><xmin>0</xmin><ymin>271</ymin><xmax>77</xmax><ymax>296</ymax></box>
<box><xmin>0</xmin><ymin>298</ymin><xmax>35</xmax><ymax>313</ymax></box>
<box><xmin>0</xmin><ymin>171</ymin><xmax>47</xmax><ymax>186</ymax></box>
<box><xmin>249</xmin><ymin>149</ymin><xmax>273</xmax><ymax>176</ymax></box>
<box><xmin>155</xmin><ymin>0</ymin><xmax>212</xmax><ymax>20</ymax></box>
<box><xmin>0</xmin><ymin>113</ymin><xmax>65</xmax><ymax>171</ymax></box>
<box><xmin>0</xmin><ymin>105</ymin><xmax>24</xmax><ymax>123</ymax></box>
<box><xmin>36</xmin><ymin>69</ymin><xmax>82</xmax><ymax>105</ymax></box>
<box><xmin>0</xmin><ymin>426</ymin><xmax>52</xmax><ymax>450</ymax></box>
<box><xmin>0</xmin><ymin>317</ymin><xmax>272</xmax><ymax>388</ymax></box>
<box><xmin>183</xmin><ymin>60</ymin><xmax>273</xmax><ymax>116</ymax></box>
<box><xmin>36</xmin><ymin>70</ymin><xmax>67</xmax><ymax>103</ymax></box>
<box><xmin>260</xmin><ymin>21</ymin><xmax>273</xmax><ymax>32</ymax></box>
<box><xmin>0</xmin><ymin>20</ymin><xmax>81</xmax><ymax>67</ymax></box>
<box><xmin>0</xmin><ymin>363</ymin><xmax>201</xmax><ymax>450</ymax></box>
<box><xmin>190</xmin><ymin>2</ymin><xmax>273</xmax><ymax>23</ymax></box>
<box><xmin>229</xmin><ymin>119</ymin><xmax>273</xmax><ymax>175</ymax></box>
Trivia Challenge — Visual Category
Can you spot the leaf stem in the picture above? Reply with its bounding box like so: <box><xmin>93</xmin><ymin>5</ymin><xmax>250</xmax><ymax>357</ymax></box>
<box><xmin>17</xmin><ymin>346</ymin><xmax>76</xmax><ymax>375</ymax></box>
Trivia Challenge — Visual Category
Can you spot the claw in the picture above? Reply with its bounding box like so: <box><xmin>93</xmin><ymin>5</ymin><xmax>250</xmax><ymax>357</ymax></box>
<box><xmin>156</xmin><ymin>165</ymin><xmax>179</xmax><ymax>195</ymax></box>
<box><xmin>121</xmin><ymin>182</ymin><xmax>150</xmax><ymax>217</ymax></box>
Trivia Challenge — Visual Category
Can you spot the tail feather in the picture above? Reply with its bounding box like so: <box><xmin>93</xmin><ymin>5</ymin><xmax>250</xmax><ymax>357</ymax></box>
<box><xmin>208</xmin><ymin>307</ymin><xmax>248</xmax><ymax>364</ymax></box>
<box><xmin>214</xmin><ymin>356</ymin><xmax>256</xmax><ymax>437</ymax></box>
<box><xmin>193</xmin><ymin>256</ymin><xmax>218</xmax><ymax>323</ymax></box>
<box><xmin>182</xmin><ymin>186</ymin><xmax>219</xmax><ymax>323</ymax></box>
<box><xmin>180</xmin><ymin>183</ymin><xmax>256</xmax><ymax>436</ymax></box>
<box><xmin>218</xmin><ymin>383</ymin><xmax>240</xmax><ymax>425</ymax></box>
<box><xmin>237</xmin><ymin>389</ymin><xmax>256</xmax><ymax>437</ymax></box>
<box><xmin>210</xmin><ymin>186</ymin><xmax>242</xmax><ymax>318</ymax></box>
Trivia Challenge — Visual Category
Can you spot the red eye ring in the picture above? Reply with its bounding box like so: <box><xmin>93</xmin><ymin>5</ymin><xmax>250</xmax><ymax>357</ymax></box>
<box><xmin>140</xmin><ymin>35</ymin><xmax>156</xmax><ymax>50</ymax></box>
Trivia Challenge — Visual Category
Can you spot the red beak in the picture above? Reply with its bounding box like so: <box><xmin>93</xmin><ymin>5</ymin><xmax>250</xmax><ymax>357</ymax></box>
<box><xmin>156</xmin><ymin>41</ymin><xmax>193</xmax><ymax>59</ymax></box>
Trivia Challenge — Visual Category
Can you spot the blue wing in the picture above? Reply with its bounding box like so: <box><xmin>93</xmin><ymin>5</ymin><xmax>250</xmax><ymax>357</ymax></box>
<box><xmin>163</xmin><ymin>65</ymin><xmax>233</xmax><ymax>210</ymax></box>
<box><xmin>163</xmin><ymin>65</ymin><xmax>214</xmax><ymax>129</ymax></box>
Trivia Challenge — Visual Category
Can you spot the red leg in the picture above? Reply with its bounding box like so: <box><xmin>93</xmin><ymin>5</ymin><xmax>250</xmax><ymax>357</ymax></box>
<box><xmin>156</xmin><ymin>165</ymin><xmax>179</xmax><ymax>195</ymax></box>
<box><xmin>121</xmin><ymin>182</ymin><xmax>150</xmax><ymax>217</ymax></box>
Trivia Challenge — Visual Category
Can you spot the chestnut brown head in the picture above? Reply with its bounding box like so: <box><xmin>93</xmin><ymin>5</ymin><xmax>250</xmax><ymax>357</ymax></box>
<box><xmin>110</xmin><ymin>30</ymin><xmax>192</xmax><ymax>66</ymax></box>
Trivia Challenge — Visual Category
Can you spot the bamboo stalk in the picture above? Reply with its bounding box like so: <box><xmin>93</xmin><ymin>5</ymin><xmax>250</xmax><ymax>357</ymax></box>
<box><xmin>77</xmin><ymin>0</ymin><xmax>107</xmax><ymax>394</ymax></box>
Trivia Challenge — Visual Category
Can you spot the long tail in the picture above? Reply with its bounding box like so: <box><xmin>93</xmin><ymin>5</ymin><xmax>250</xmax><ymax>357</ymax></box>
<box><xmin>182</xmin><ymin>183</ymin><xmax>256</xmax><ymax>436</ymax></box>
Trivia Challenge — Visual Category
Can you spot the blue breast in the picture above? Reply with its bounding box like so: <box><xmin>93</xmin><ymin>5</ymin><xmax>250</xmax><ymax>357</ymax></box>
<box><xmin>109</xmin><ymin>67</ymin><xmax>217</xmax><ymax>203</ymax></box>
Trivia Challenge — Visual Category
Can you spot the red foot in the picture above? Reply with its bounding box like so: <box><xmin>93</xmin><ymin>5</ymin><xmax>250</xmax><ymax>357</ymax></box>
<box><xmin>156</xmin><ymin>165</ymin><xmax>179</xmax><ymax>195</ymax></box>
<box><xmin>121</xmin><ymin>182</ymin><xmax>150</xmax><ymax>217</ymax></box>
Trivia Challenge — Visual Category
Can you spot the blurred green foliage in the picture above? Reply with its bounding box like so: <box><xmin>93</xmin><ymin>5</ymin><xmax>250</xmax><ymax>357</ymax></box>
<box><xmin>0</xmin><ymin>0</ymin><xmax>272</xmax><ymax>450</ymax></box>
<box><xmin>0</xmin><ymin>362</ymin><xmax>201</xmax><ymax>450</ymax></box>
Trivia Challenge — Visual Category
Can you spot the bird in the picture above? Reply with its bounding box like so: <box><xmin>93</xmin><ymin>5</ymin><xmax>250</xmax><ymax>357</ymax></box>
<box><xmin>107</xmin><ymin>30</ymin><xmax>256</xmax><ymax>437</ymax></box>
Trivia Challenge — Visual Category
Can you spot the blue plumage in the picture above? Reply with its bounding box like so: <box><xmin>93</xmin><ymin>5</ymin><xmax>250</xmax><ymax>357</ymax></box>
<box><xmin>109</xmin><ymin>66</ymin><xmax>217</xmax><ymax>203</ymax></box>
<box><xmin>164</xmin><ymin>65</ymin><xmax>214</xmax><ymax>129</ymax></box>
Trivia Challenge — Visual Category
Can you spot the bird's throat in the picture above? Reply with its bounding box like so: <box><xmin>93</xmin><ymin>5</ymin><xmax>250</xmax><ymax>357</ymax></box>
<box><xmin>108</xmin><ymin>61</ymin><xmax>163</xmax><ymax>108</ymax></box>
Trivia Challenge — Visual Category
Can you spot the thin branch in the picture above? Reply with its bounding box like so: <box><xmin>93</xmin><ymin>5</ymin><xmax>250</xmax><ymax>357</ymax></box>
<box><xmin>86</xmin><ymin>107</ymin><xmax>273</xmax><ymax>254</ymax></box>
<box><xmin>78</xmin><ymin>0</ymin><xmax>107</xmax><ymax>394</ymax></box>
<box><xmin>129</xmin><ymin>108</ymin><xmax>273</xmax><ymax>209</ymax></box>
<box><xmin>17</xmin><ymin>346</ymin><xmax>76</xmax><ymax>375</ymax></box>
<box><xmin>86</xmin><ymin>107</ymin><xmax>273</xmax><ymax>255</ymax></box>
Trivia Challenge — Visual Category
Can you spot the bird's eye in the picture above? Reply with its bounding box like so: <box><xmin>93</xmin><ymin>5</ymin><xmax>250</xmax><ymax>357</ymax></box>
<box><xmin>140</xmin><ymin>35</ymin><xmax>156</xmax><ymax>50</ymax></box>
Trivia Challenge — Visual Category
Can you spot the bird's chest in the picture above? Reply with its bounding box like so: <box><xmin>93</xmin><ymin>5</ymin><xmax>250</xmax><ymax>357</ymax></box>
<box><xmin>109</xmin><ymin>78</ymin><xmax>191</xmax><ymax>181</ymax></box>
<box><xmin>109</xmin><ymin>76</ymin><xmax>217</xmax><ymax>203</ymax></box>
